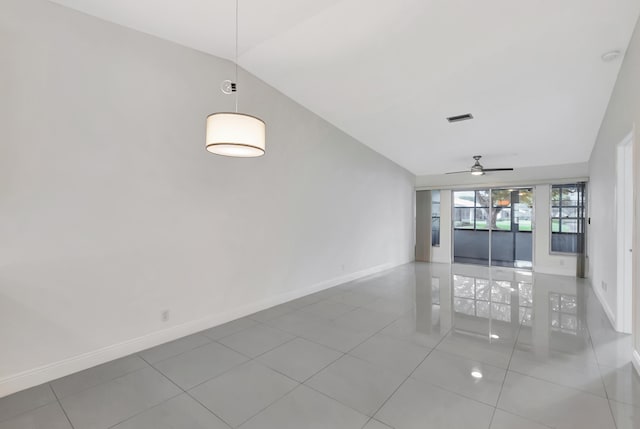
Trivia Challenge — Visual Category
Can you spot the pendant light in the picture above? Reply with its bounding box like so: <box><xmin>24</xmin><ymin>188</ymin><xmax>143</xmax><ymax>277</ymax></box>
<box><xmin>205</xmin><ymin>0</ymin><xmax>265</xmax><ymax>157</ymax></box>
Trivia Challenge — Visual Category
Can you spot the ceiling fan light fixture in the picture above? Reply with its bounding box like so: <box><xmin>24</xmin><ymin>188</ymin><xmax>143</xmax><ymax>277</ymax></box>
<box><xmin>445</xmin><ymin>156</ymin><xmax>514</xmax><ymax>175</ymax></box>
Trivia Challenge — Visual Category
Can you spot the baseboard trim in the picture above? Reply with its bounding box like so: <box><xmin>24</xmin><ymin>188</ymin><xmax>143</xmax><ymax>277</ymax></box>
<box><xmin>633</xmin><ymin>350</ymin><xmax>640</xmax><ymax>377</ymax></box>
<box><xmin>533</xmin><ymin>266</ymin><xmax>577</xmax><ymax>277</ymax></box>
<box><xmin>0</xmin><ymin>259</ymin><xmax>410</xmax><ymax>398</ymax></box>
<box><xmin>591</xmin><ymin>279</ymin><xmax>617</xmax><ymax>330</ymax></box>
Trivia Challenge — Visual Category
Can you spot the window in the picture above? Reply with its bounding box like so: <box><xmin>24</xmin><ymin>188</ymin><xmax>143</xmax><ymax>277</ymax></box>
<box><xmin>491</xmin><ymin>189</ymin><xmax>512</xmax><ymax>231</ymax></box>
<box><xmin>551</xmin><ymin>184</ymin><xmax>585</xmax><ymax>253</ymax></box>
<box><xmin>514</xmin><ymin>189</ymin><xmax>534</xmax><ymax>232</ymax></box>
<box><xmin>453</xmin><ymin>190</ymin><xmax>490</xmax><ymax>230</ymax></box>
<box><xmin>432</xmin><ymin>191</ymin><xmax>440</xmax><ymax>246</ymax></box>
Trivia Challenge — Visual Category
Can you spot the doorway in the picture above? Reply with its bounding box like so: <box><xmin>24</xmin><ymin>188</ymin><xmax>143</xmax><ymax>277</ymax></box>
<box><xmin>452</xmin><ymin>187</ymin><xmax>534</xmax><ymax>269</ymax></box>
<box><xmin>616</xmin><ymin>133</ymin><xmax>633</xmax><ymax>333</ymax></box>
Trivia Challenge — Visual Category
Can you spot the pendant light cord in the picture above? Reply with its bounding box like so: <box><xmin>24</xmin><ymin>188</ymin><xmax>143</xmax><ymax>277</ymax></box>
<box><xmin>234</xmin><ymin>0</ymin><xmax>239</xmax><ymax>113</ymax></box>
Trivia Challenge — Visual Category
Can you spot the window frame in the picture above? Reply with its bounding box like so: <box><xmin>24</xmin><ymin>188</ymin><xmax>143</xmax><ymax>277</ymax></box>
<box><xmin>453</xmin><ymin>190</ymin><xmax>491</xmax><ymax>231</ymax></box>
<box><xmin>549</xmin><ymin>184</ymin><xmax>584</xmax><ymax>254</ymax></box>
<box><xmin>432</xmin><ymin>190</ymin><xmax>441</xmax><ymax>247</ymax></box>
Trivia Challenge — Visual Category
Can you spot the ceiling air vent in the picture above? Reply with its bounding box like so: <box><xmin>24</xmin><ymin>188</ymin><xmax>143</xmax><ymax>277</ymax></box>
<box><xmin>447</xmin><ymin>113</ymin><xmax>474</xmax><ymax>123</ymax></box>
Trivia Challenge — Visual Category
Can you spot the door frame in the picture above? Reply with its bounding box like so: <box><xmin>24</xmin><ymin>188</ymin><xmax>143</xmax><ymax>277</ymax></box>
<box><xmin>616</xmin><ymin>132</ymin><xmax>634</xmax><ymax>334</ymax></box>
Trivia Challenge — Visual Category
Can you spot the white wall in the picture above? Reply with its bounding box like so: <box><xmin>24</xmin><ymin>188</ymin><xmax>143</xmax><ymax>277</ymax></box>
<box><xmin>0</xmin><ymin>0</ymin><xmax>415</xmax><ymax>396</ymax></box>
<box><xmin>533</xmin><ymin>185</ymin><xmax>578</xmax><ymax>277</ymax></box>
<box><xmin>588</xmin><ymin>14</ymin><xmax>640</xmax><ymax>354</ymax></box>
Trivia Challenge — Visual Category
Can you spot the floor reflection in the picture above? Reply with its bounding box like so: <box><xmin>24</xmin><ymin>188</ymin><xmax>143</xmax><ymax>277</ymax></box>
<box><xmin>408</xmin><ymin>262</ymin><xmax>602</xmax><ymax>364</ymax></box>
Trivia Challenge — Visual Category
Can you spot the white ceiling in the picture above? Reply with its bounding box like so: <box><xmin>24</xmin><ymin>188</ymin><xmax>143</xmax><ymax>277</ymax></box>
<box><xmin>51</xmin><ymin>0</ymin><xmax>640</xmax><ymax>175</ymax></box>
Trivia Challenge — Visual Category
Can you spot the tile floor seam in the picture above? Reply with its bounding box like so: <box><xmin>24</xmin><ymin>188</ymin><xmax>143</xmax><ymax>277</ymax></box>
<box><xmin>270</xmin><ymin>307</ymin><xmax>404</xmax><ymax>356</ymax></box>
<box><xmin>301</xmin><ymin>381</ymin><xmax>379</xmax><ymax>419</ymax></box>
<box><xmin>405</xmin><ymin>325</ymin><xmax>451</xmax><ymax>380</ymax></box>
<box><xmin>494</xmin><ymin>300</ymin><xmax>607</xmax><ymax>429</ymax></box>
<box><xmin>103</xmin><ymin>391</ymin><xmax>186</xmax><ymax>429</ymax></box>
<box><xmin>297</xmin><ymin>304</ymin><xmax>363</xmax><ymax>324</ymax></box>
<box><xmin>48</xmin><ymin>383</ymin><xmax>76</xmax><ymax>429</ymax></box>
<box><xmin>359</xmin><ymin>417</ymin><xmax>396</xmax><ymax>429</ymax></box>
<box><xmin>136</xmin><ymin>355</ymin><xmax>235</xmax><ymax>429</ymax></box>
<box><xmin>194</xmin><ymin>377</ymin><xmax>301</xmax><ymax>429</ymax></box>
<box><xmin>200</xmin><ymin>321</ymin><xmax>258</xmax><ymax>342</ymax></box>
<box><xmin>281</xmin><ymin>331</ymin><xmax>347</xmax><ymax>354</ymax></box>
<box><xmin>143</xmin><ymin>346</ymin><xmax>247</xmax><ymax>396</ymax></box>
<box><xmin>367</xmin><ymin>324</ymin><xmax>454</xmax><ymax>425</ymax></box>
<box><xmin>137</xmin><ymin>355</ymin><xmax>186</xmax><ymax>393</ymax></box>
<box><xmin>135</xmin><ymin>334</ymin><xmax>213</xmax><ymax>361</ymax></box>
<box><xmin>406</xmin><ymin>372</ymin><xmax>503</xmax><ymax>408</ymax></box>
<box><xmin>583</xmin><ymin>314</ymin><xmax>620</xmax><ymax>429</ymax></box>
<box><xmin>425</xmin><ymin>346</ymin><xmax>509</xmax><ymax>372</ymax></box>
<box><xmin>249</xmin><ymin>335</ymin><xmax>300</xmax><ymax>359</ymax></box>
<box><xmin>283</xmin><ymin>299</ymin><xmax>320</xmax><ymax>310</ymax></box>
<box><xmin>0</xmin><ymin>384</ymin><xmax>58</xmax><ymax>423</ymax></box>
<box><xmin>138</xmin><ymin>336</ymin><xmax>225</xmax><ymax>367</ymax></box>
<box><xmin>505</xmin><ymin>367</ymin><xmax>609</xmax><ymax>399</ymax></box>
<box><xmin>233</xmin><ymin>380</ymin><xmax>374</xmax><ymax>428</ymax></box>
<box><xmin>211</xmin><ymin>338</ymin><xmax>261</xmax><ymax>359</ymax></box>
<box><xmin>342</xmin><ymin>313</ymin><xmax>408</xmax><ymax>355</ymax></box>
<box><xmin>489</xmin><ymin>306</ymin><xmax>525</xmax><ymax>429</ymax></box>
<box><xmin>152</xmin><ymin>344</ymin><xmax>294</xmax><ymax>397</ymax></box>
<box><xmin>360</xmin><ymin>418</ymin><xmax>373</xmax><ymax>429</ymax></box>
<box><xmin>584</xmin><ymin>283</ymin><xmax>617</xmax><ymax>371</ymax></box>
<box><xmin>254</xmin><ymin>342</ymin><xmax>346</xmax><ymax>385</ymax></box>
<box><xmin>182</xmin><ymin>390</ymin><xmax>235</xmax><ymax>428</ymax></box>
<box><xmin>55</xmin><ymin>364</ymin><xmax>155</xmax><ymax>406</ymax></box>
<box><xmin>247</xmin><ymin>306</ymin><xmax>296</xmax><ymax>323</ymax></box>
<box><xmin>343</xmin><ymin>348</ymin><xmax>430</xmax><ymax>378</ymax></box>
<box><xmin>296</xmin><ymin>342</ymin><xmax>414</xmax><ymax>419</ymax></box>
<box><xmin>0</xmin><ymin>400</ymin><xmax>69</xmax><ymax>427</ymax></box>
<box><xmin>214</xmin><ymin>331</ymin><xmax>297</xmax><ymax>361</ymax></box>
<box><xmin>50</xmin><ymin>357</ymin><xmax>152</xmax><ymax>400</ymax></box>
<box><xmin>492</xmin><ymin>406</ymin><xmax>556</xmax><ymax>429</ymax></box>
<box><xmin>609</xmin><ymin>397</ymin><xmax>640</xmax><ymax>410</ymax></box>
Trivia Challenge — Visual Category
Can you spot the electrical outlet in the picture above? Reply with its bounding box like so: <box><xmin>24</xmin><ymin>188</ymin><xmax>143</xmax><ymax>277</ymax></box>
<box><xmin>161</xmin><ymin>310</ymin><xmax>170</xmax><ymax>322</ymax></box>
<box><xmin>341</xmin><ymin>264</ymin><xmax>345</xmax><ymax>272</ymax></box>
<box><xmin>601</xmin><ymin>281</ymin><xmax>607</xmax><ymax>292</ymax></box>
<box><xmin>559</xmin><ymin>259</ymin><xmax>565</xmax><ymax>266</ymax></box>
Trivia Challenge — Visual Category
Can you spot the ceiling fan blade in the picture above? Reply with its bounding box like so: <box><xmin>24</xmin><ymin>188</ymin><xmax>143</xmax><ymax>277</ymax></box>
<box><xmin>445</xmin><ymin>170</ymin><xmax>471</xmax><ymax>174</ymax></box>
<box><xmin>482</xmin><ymin>168</ymin><xmax>514</xmax><ymax>172</ymax></box>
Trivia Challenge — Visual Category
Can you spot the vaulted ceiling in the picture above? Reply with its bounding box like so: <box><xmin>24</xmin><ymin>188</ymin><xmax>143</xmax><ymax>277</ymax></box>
<box><xmin>51</xmin><ymin>0</ymin><xmax>640</xmax><ymax>175</ymax></box>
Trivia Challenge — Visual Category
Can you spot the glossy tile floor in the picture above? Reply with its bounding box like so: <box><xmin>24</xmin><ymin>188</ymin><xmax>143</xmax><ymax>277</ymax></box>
<box><xmin>1</xmin><ymin>262</ymin><xmax>639</xmax><ymax>429</ymax></box>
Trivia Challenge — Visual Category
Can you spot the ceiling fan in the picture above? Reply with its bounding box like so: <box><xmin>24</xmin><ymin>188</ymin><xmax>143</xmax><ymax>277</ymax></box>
<box><xmin>446</xmin><ymin>156</ymin><xmax>514</xmax><ymax>176</ymax></box>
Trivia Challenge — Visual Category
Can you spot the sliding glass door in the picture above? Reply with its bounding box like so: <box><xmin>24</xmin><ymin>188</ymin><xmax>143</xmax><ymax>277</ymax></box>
<box><xmin>453</xmin><ymin>190</ymin><xmax>491</xmax><ymax>266</ymax></box>
<box><xmin>453</xmin><ymin>187</ymin><xmax>534</xmax><ymax>269</ymax></box>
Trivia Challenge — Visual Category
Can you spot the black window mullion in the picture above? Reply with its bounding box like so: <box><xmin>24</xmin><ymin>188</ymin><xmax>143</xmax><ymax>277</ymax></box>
<box><xmin>474</xmin><ymin>193</ymin><xmax>477</xmax><ymax>230</ymax></box>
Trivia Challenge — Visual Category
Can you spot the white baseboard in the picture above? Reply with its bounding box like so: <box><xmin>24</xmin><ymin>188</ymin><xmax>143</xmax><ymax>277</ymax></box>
<box><xmin>633</xmin><ymin>350</ymin><xmax>640</xmax><ymax>377</ymax></box>
<box><xmin>533</xmin><ymin>265</ymin><xmax>576</xmax><ymax>277</ymax></box>
<box><xmin>591</xmin><ymin>279</ymin><xmax>617</xmax><ymax>330</ymax></box>
<box><xmin>0</xmin><ymin>259</ymin><xmax>410</xmax><ymax>398</ymax></box>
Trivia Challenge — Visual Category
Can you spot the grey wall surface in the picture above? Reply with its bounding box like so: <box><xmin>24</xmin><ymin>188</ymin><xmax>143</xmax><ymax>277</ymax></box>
<box><xmin>0</xmin><ymin>0</ymin><xmax>415</xmax><ymax>393</ymax></box>
<box><xmin>415</xmin><ymin>191</ymin><xmax>432</xmax><ymax>262</ymax></box>
<box><xmin>588</xmin><ymin>13</ymin><xmax>640</xmax><ymax>337</ymax></box>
